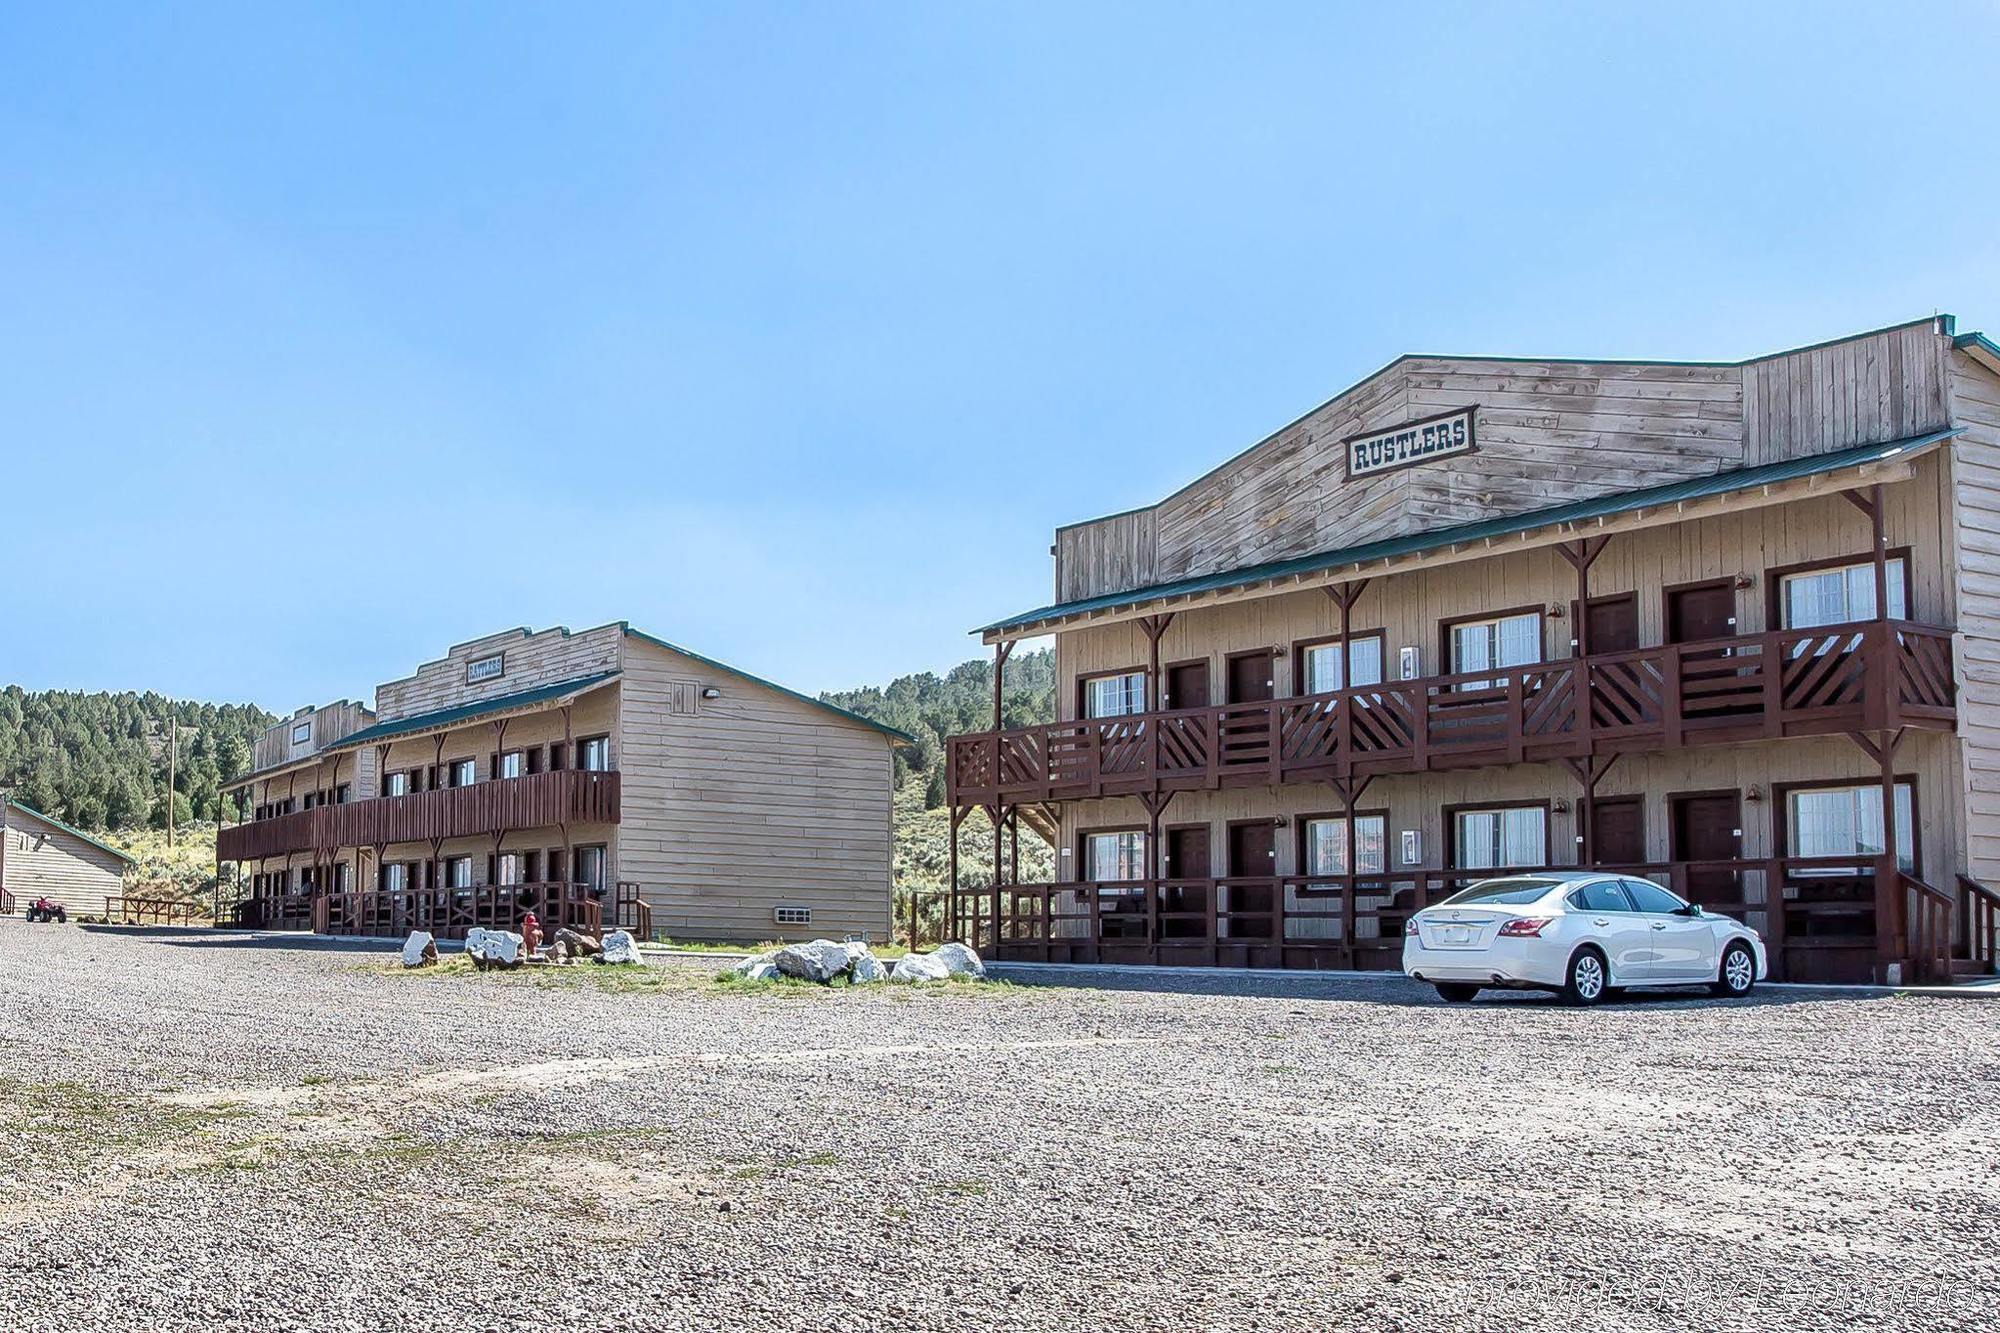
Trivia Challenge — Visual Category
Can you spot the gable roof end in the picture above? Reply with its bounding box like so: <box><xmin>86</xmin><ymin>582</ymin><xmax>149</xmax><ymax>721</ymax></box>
<box><xmin>620</xmin><ymin>626</ymin><xmax>914</xmax><ymax>746</ymax></box>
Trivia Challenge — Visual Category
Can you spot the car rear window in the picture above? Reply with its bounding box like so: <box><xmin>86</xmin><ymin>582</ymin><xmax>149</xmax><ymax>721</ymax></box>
<box><xmin>1442</xmin><ymin>877</ymin><xmax>1560</xmax><ymax>906</ymax></box>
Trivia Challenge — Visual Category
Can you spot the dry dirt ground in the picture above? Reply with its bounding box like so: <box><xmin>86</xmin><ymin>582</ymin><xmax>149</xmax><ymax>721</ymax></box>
<box><xmin>0</xmin><ymin>921</ymin><xmax>1994</xmax><ymax>1332</ymax></box>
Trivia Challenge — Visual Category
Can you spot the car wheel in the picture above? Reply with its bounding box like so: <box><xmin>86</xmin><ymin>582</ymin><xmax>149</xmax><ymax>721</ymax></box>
<box><xmin>1561</xmin><ymin>947</ymin><xmax>1609</xmax><ymax>1006</ymax></box>
<box><xmin>1710</xmin><ymin>941</ymin><xmax>1756</xmax><ymax>998</ymax></box>
<box><xmin>1433</xmin><ymin>982</ymin><xmax>1480</xmax><ymax>1004</ymax></box>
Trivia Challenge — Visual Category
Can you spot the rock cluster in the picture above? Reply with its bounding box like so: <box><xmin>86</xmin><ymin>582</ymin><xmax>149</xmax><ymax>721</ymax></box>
<box><xmin>464</xmin><ymin>927</ymin><xmax>525</xmax><ymax>970</ymax></box>
<box><xmin>728</xmin><ymin>939</ymin><xmax>985</xmax><ymax>986</ymax></box>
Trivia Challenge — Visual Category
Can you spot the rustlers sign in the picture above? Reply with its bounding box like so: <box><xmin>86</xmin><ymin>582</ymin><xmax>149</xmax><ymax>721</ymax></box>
<box><xmin>1343</xmin><ymin>406</ymin><xmax>1477</xmax><ymax>479</ymax></box>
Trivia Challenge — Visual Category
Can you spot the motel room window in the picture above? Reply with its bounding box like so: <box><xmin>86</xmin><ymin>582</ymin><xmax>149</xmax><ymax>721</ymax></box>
<box><xmin>1452</xmin><ymin>805</ymin><xmax>1549</xmax><ymax>871</ymax></box>
<box><xmin>382</xmin><ymin>863</ymin><xmax>409</xmax><ymax>893</ymax></box>
<box><xmin>1449</xmin><ymin>611</ymin><xmax>1542</xmax><ymax>688</ymax></box>
<box><xmin>1299</xmin><ymin>635</ymin><xmax>1386</xmax><ymax>695</ymax></box>
<box><xmin>1082</xmin><ymin>830</ymin><xmax>1148</xmax><ymax>882</ymax></box>
<box><xmin>1301</xmin><ymin>814</ymin><xmax>1388</xmax><ymax>879</ymax></box>
<box><xmin>445</xmin><ymin>856</ymin><xmax>474</xmax><ymax>889</ymax></box>
<box><xmin>496</xmin><ymin>852</ymin><xmax>527</xmax><ymax>886</ymax></box>
<box><xmin>1786</xmin><ymin>781</ymin><xmax>1915</xmax><ymax>873</ymax></box>
<box><xmin>577</xmin><ymin>736</ymin><xmax>611</xmax><ymax>772</ymax></box>
<box><xmin>448</xmin><ymin>758</ymin><xmax>477</xmax><ymax>788</ymax></box>
<box><xmin>1082</xmin><ymin>671</ymin><xmax>1147</xmax><ymax>719</ymax></box>
<box><xmin>1779</xmin><ymin>558</ymin><xmax>1908</xmax><ymax>628</ymax></box>
<box><xmin>575</xmin><ymin>845</ymin><xmax>607</xmax><ymax>893</ymax></box>
<box><xmin>384</xmin><ymin>771</ymin><xmax>408</xmax><ymax>798</ymax></box>
<box><xmin>498</xmin><ymin>750</ymin><xmax>525</xmax><ymax>780</ymax></box>
<box><xmin>332</xmin><ymin>863</ymin><xmax>350</xmax><ymax>893</ymax></box>
<box><xmin>333</xmin><ymin>784</ymin><xmax>351</xmax><ymax>805</ymax></box>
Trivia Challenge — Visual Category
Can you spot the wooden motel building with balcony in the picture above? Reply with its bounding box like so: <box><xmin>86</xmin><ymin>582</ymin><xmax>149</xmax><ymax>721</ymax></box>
<box><xmin>945</xmin><ymin>315</ymin><xmax>2000</xmax><ymax>985</ymax></box>
<box><xmin>217</xmin><ymin>622</ymin><xmax>909</xmax><ymax>943</ymax></box>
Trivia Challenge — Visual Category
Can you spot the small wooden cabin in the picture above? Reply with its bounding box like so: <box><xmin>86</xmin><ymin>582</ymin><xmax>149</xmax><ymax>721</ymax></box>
<box><xmin>0</xmin><ymin>798</ymin><xmax>135</xmax><ymax>918</ymax></box>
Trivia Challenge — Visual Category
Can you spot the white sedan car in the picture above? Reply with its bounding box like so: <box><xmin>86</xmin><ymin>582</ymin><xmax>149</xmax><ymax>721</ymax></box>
<box><xmin>1403</xmin><ymin>871</ymin><xmax>1767</xmax><ymax>1005</ymax></box>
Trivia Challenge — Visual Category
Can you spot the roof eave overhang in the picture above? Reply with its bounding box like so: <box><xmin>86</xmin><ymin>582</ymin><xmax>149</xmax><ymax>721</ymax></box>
<box><xmin>979</xmin><ymin>433</ymin><xmax>1954</xmax><ymax>644</ymax></box>
<box><xmin>324</xmin><ymin>674</ymin><xmax>623</xmax><ymax>755</ymax></box>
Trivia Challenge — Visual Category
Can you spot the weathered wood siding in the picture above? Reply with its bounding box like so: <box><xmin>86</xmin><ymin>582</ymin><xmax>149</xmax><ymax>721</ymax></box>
<box><xmin>2</xmin><ymin>807</ymin><xmax>127</xmax><ymax>917</ymax></box>
<box><xmin>1946</xmin><ymin>347</ymin><xmax>2000</xmax><ymax>884</ymax></box>
<box><xmin>614</xmin><ymin>636</ymin><xmax>895</xmax><ymax>943</ymax></box>
<box><xmin>373</xmin><ymin>624</ymin><xmax>624</xmax><ymax>721</ymax></box>
<box><xmin>1056</xmin><ymin>466</ymin><xmax>1953</xmax><ymax>718</ymax></box>
<box><xmin>251</xmin><ymin>700</ymin><xmax>375</xmax><ymax>772</ymax></box>
<box><xmin>1051</xmin><ymin>318</ymin><xmax>1954</xmax><ymax>603</ymax></box>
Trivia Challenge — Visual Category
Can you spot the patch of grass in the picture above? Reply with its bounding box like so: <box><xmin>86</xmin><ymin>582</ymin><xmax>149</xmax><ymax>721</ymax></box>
<box><xmin>653</xmin><ymin>937</ymin><xmax>911</xmax><ymax>960</ymax></box>
<box><xmin>1261</xmin><ymin>1063</ymin><xmax>1300</xmax><ymax>1075</ymax></box>
<box><xmin>935</xmin><ymin>1177</ymin><xmax>990</xmax><ymax>1198</ymax></box>
<box><xmin>299</xmin><ymin>1074</ymin><xmax>332</xmax><ymax>1086</ymax></box>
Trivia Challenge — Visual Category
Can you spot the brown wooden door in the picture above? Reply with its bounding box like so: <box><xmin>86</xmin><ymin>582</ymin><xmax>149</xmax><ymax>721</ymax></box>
<box><xmin>1225</xmin><ymin>820</ymin><xmax>1276</xmax><ymax>936</ymax></box>
<box><xmin>1164</xmin><ymin>825</ymin><xmax>1210</xmax><ymax>878</ymax></box>
<box><xmin>1666</xmin><ymin>581</ymin><xmax>1736</xmax><ymax>646</ymax></box>
<box><xmin>1164</xmin><ymin>661</ymin><xmax>1210</xmax><ymax>711</ymax></box>
<box><xmin>1670</xmin><ymin>792</ymin><xmax>1742</xmax><ymax>905</ymax></box>
<box><xmin>1226</xmin><ymin>651</ymin><xmax>1275</xmax><ymax>703</ymax></box>
<box><xmin>1589</xmin><ymin>795</ymin><xmax>1645</xmax><ymax>867</ymax></box>
<box><xmin>1575</xmin><ymin>592</ymin><xmax>1640</xmax><ymax>654</ymax></box>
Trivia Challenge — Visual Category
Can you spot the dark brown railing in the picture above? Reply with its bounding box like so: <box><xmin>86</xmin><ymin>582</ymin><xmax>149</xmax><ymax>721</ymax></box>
<box><xmin>219</xmin><ymin>768</ymin><xmax>621</xmax><ymax>862</ymax></box>
<box><xmin>947</xmin><ymin>622</ymin><xmax>1956</xmax><ymax>806</ymax></box>
<box><xmin>228</xmin><ymin>878</ymin><xmax>646</xmax><ymax>943</ymax></box>
<box><xmin>104</xmin><ymin>896</ymin><xmax>203</xmax><ymax>925</ymax></box>
<box><xmin>951</xmin><ymin>855</ymin><xmax>1960</xmax><ymax>984</ymax></box>
<box><xmin>1959</xmin><ymin>875</ymin><xmax>2000</xmax><ymax>975</ymax></box>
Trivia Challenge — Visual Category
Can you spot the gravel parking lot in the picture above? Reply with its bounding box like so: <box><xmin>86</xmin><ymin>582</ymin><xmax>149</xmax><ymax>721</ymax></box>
<box><xmin>0</xmin><ymin>921</ymin><xmax>1994</xmax><ymax>1332</ymax></box>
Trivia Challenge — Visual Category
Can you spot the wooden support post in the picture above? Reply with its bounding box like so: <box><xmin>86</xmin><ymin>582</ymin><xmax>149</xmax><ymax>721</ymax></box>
<box><xmin>990</xmin><ymin>803</ymin><xmax>1005</xmax><ymax>950</ymax></box>
<box><xmin>1877</xmin><ymin>726</ymin><xmax>1901</xmax><ymax>980</ymax></box>
<box><xmin>947</xmin><ymin>805</ymin><xmax>963</xmax><ymax>943</ymax></box>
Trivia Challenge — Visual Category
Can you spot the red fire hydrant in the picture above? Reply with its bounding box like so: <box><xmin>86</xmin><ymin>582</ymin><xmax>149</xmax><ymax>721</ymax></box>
<box><xmin>520</xmin><ymin>911</ymin><xmax>543</xmax><ymax>956</ymax></box>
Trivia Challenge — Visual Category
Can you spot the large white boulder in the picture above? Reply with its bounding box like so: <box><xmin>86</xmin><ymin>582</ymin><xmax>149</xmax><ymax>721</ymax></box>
<box><xmin>890</xmin><ymin>952</ymin><xmax>952</xmax><ymax>983</ymax></box>
<box><xmin>847</xmin><ymin>947</ymin><xmax>887</xmax><ymax>984</ymax></box>
<box><xmin>599</xmin><ymin>930</ymin><xmax>641</xmax><ymax>965</ymax></box>
<box><xmin>929</xmin><ymin>942</ymin><xmax>986</xmax><ymax>979</ymax></box>
<box><xmin>465</xmin><ymin>927</ymin><xmax>524</xmax><ymax>969</ymax></box>
<box><xmin>772</xmin><ymin>939</ymin><xmax>856</xmax><ymax>984</ymax></box>
<box><xmin>401</xmin><ymin>931</ymin><xmax>438</xmax><ymax>968</ymax></box>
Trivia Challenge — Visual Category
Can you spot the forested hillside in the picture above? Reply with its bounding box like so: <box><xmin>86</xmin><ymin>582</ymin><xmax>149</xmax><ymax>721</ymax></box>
<box><xmin>0</xmin><ymin>688</ymin><xmax>273</xmax><ymax>831</ymax></box>
<box><xmin>822</xmin><ymin>649</ymin><xmax>1060</xmax><ymax>923</ymax></box>
<box><xmin>820</xmin><ymin>648</ymin><xmax>1055</xmax><ymax>808</ymax></box>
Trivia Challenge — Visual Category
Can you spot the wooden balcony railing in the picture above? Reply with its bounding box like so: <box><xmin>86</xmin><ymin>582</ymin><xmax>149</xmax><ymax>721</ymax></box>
<box><xmin>218</xmin><ymin>768</ymin><xmax>621</xmax><ymax>862</ymax></box>
<box><xmin>947</xmin><ymin>621</ymin><xmax>1956</xmax><ymax>806</ymax></box>
<box><xmin>950</xmin><ymin>854</ymin><xmax>1956</xmax><ymax>984</ymax></box>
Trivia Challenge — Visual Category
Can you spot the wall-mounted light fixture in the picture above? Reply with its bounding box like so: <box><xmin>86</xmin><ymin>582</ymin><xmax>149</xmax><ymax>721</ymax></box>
<box><xmin>1745</xmin><ymin>784</ymin><xmax>1764</xmax><ymax>803</ymax></box>
<box><xmin>1735</xmin><ymin>572</ymin><xmax>1756</xmax><ymax>590</ymax></box>
<box><xmin>1548</xmin><ymin>603</ymin><xmax>1567</xmax><ymax>620</ymax></box>
<box><xmin>1551</xmin><ymin>798</ymin><xmax>1570</xmax><ymax>814</ymax></box>
<box><xmin>702</xmin><ymin>687</ymin><xmax>722</xmax><ymax>699</ymax></box>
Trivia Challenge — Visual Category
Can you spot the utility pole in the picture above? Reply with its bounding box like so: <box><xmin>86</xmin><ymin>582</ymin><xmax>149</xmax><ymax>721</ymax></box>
<box><xmin>167</xmin><ymin>699</ymin><xmax>177</xmax><ymax>851</ymax></box>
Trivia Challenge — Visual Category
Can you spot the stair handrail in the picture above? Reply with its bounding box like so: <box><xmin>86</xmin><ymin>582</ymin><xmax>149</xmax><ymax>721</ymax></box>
<box><xmin>1899</xmin><ymin>870</ymin><xmax>1956</xmax><ymax>984</ymax></box>
<box><xmin>1957</xmin><ymin>874</ymin><xmax>2000</xmax><ymax>972</ymax></box>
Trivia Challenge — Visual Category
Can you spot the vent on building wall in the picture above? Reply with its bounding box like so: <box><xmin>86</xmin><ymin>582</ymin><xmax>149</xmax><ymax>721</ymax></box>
<box><xmin>669</xmin><ymin>680</ymin><xmax>703</xmax><ymax>716</ymax></box>
<box><xmin>773</xmin><ymin>905</ymin><xmax>812</xmax><ymax>926</ymax></box>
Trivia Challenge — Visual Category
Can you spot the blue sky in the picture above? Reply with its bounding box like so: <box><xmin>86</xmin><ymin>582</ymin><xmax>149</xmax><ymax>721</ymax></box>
<box><xmin>3</xmin><ymin>3</ymin><xmax>1996</xmax><ymax>709</ymax></box>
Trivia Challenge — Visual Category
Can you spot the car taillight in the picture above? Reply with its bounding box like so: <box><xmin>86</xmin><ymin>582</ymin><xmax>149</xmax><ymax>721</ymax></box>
<box><xmin>1497</xmin><ymin>917</ymin><xmax>1554</xmax><ymax>938</ymax></box>
<box><xmin>1404</xmin><ymin>917</ymin><xmax>1420</xmax><ymax>936</ymax></box>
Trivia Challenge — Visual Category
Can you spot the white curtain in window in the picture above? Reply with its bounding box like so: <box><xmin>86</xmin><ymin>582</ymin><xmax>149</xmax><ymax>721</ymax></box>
<box><xmin>1304</xmin><ymin>639</ymin><xmax>1386</xmax><ymax>694</ymax></box>
<box><xmin>1454</xmin><ymin>807</ymin><xmax>1547</xmax><ymax>870</ymax></box>
<box><xmin>1783</xmin><ymin>559</ymin><xmax>1907</xmax><ymax>628</ymax></box>
<box><xmin>1303</xmin><ymin>815</ymin><xmax>1388</xmax><ymax>876</ymax></box>
<box><xmin>1085</xmin><ymin>673</ymin><xmax>1147</xmax><ymax>718</ymax></box>
<box><xmin>1788</xmin><ymin>783</ymin><xmax>1914</xmax><ymax>870</ymax></box>
<box><xmin>1452</xmin><ymin>613</ymin><xmax>1541</xmax><ymax>686</ymax></box>
<box><xmin>1085</xmin><ymin>832</ymin><xmax>1147</xmax><ymax>881</ymax></box>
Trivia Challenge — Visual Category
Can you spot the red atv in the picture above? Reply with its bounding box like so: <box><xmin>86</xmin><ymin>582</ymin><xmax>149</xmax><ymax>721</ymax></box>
<box><xmin>23</xmin><ymin>897</ymin><xmax>67</xmax><ymax>924</ymax></box>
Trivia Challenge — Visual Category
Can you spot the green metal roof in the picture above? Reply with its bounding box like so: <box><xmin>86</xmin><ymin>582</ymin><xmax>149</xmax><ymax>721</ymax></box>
<box><xmin>2</xmin><ymin>798</ymin><xmax>137</xmax><ymax>865</ymax></box>
<box><xmin>329</xmin><ymin>671</ymin><xmax>622</xmax><ymax>751</ymax></box>
<box><xmin>620</xmin><ymin>626</ymin><xmax>916</xmax><ymax>745</ymax></box>
<box><xmin>981</xmin><ymin>427</ymin><xmax>1964</xmax><ymax>636</ymax></box>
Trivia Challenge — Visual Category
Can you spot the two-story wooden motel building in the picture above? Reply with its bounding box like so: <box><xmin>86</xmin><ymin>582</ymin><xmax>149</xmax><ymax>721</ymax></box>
<box><xmin>217</xmin><ymin>622</ymin><xmax>909</xmax><ymax>943</ymax></box>
<box><xmin>945</xmin><ymin>315</ymin><xmax>2000</xmax><ymax>986</ymax></box>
